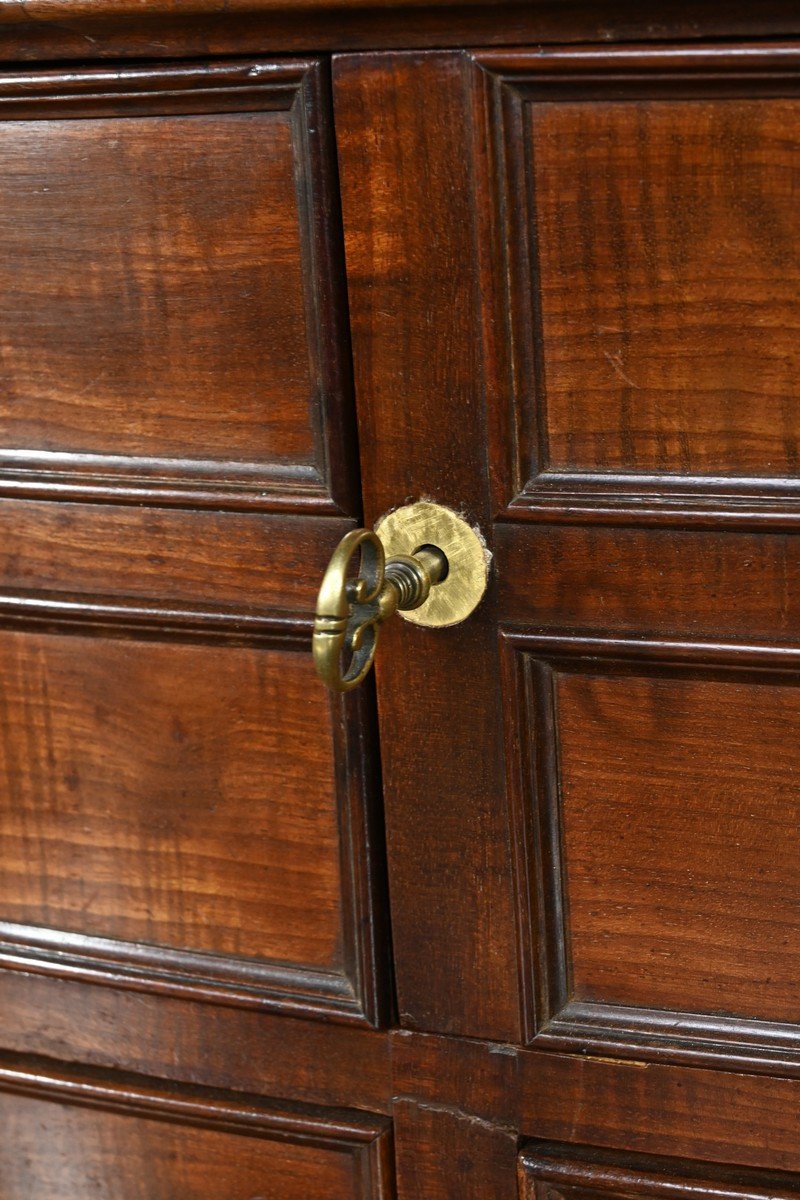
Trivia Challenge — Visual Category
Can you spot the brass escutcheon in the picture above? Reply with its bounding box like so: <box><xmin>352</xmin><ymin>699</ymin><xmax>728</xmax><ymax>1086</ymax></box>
<box><xmin>313</xmin><ymin>502</ymin><xmax>489</xmax><ymax>692</ymax></box>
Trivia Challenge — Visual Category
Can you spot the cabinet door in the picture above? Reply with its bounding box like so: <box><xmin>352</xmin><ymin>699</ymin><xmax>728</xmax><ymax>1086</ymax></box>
<box><xmin>334</xmin><ymin>42</ymin><xmax>800</xmax><ymax>1195</ymax></box>
<box><xmin>0</xmin><ymin>56</ymin><xmax>394</xmax><ymax>1197</ymax></box>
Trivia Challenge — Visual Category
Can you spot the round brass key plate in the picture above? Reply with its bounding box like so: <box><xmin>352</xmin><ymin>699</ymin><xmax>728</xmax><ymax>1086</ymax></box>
<box><xmin>374</xmin><ymin>501</ymin><xmax>489</xmax><ymax>628</ymax></box>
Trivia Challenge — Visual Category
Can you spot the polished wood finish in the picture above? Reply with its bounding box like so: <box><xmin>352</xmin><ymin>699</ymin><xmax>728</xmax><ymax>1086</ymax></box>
<box><xmin>0</xmin><ymin>42</ymin><xmax>393</xmax><ymax>1196</ymax></box>
<box><xmin>6</xmin><ymin>10</ymin><xmax>800</xmax><ymax>1199</ymax></box>
<box><xmin>5</xmin><ymin>3</ymin><xmax>800</xmax><ymax>60</ymax></box>
<box><xmin>334</xmin><ymin>49</ymin><xmax>519</xmax><ymax>1041</ymax></box>
<box><xmin>0</xmin><ymin>59</ymin><xmax>356</xmax><ymax>515</ymax></box>
<box><xmin>0</xmin><ymin>1056</ymin><xmax>392</xmax><ymax>1200</ymax></box>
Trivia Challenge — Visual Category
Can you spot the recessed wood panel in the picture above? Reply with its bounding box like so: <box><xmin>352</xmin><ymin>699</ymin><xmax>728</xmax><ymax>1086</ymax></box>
<box><xmin>520</xmin><ymin>1142</ymin><xmax>800</xmax><ymax>1200</ymax></box>
<box><xmin>0</xmin><ymin>622</ymin><xmax>390</xmax><ymax>1023</ymax></box>
<box><xmin>0</xmin><ymin>632</ymin><xmax>339</xmax><ymax>965</ymax></box>
<box><xmin>557</xmin><ymin>668</ymin><xmax>800</xmax><ymax>1022</ymax></box>
<box><xmin>0</xmin><ymin>113</ymin><xmax>310</xmax><ymax>462</ymax></box>
<box><xmin>476</xmin><ymin>47</ymin><xmax>800</xmax><ymax>524</ymax></box>
<box><xmin>0</xmin><ymin>60</ymin><xmax>356</xmax><ymax>512</ymax></box>
<box><xmin>0</xmin><ymin>1064</ymin><xmax>391</xmax><ymax>1200</ymax></box>
<box><xmin>505</xmin><ymin>632</ymin><xmax>800</xmax><ymax>1061</ymax></box>
<box><xmin>532</xmin><ymin>97</ymin><xmax>800</xmax><ymax>479</ymax></box>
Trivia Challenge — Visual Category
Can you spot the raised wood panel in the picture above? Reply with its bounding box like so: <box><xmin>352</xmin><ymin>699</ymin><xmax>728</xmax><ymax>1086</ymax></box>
<box><xmin>474</xmin><ymin>44</ymin><xmax>800</xmax><ymax>527</ymax></box>
<box><xmin>0</xmin><ymin>1058</ymin><xmax>392</xmax><ymax>1200</ymax></box>
<box><xmin>520</xmin><ymin>1142</ymin><xmax>800</xmax><ymax>1200</ymax></box>
<box><xmin>534</xmin><ymin>99</ymin><xmax>800</xmax><ymax>479</ymax></box>
<box><xmin>0</xmin><ymin>625</ymin><xmax>387</xmax><ymax>1025</ymax></box>
<box><xmin>0</xmin><ymin>59</ymin><xmax>356</xmax><ymax>514</ymax></box>
<box><xmin>502</xmin><ymin>631</ymin><xmax>800</xmax><ymax>1067</ymax></box>
<box><xmin>0</xmin><ymin>633</ymin><xmax>340</xmax><ymax>964</ymax></box>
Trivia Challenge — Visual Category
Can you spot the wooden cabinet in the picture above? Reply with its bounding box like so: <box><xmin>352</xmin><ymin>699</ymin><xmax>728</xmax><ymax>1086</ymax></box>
<box><xmin>3</xmin><ymin>4</ymin><xmax>800</xmax><ymax>1196</ymax></box>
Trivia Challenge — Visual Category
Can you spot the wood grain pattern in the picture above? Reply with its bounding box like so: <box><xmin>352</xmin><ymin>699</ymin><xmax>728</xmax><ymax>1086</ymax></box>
<box><xmin>0</xmin><ymin>633</ymin><xmax>340</xmax><ymax>966</ymax></box>
<box><xmin>533</xmin><ymin>99</ymin><xmax>800</xmax><ymax>479</ymax></box>
<box><xmin>500</xmin><ymin>632</ymin><xmax>800</xmax><ymax>1067</ymax></box>
<box><xmin>557</xmin><ymin>667</ymin><xmax>800</xmax><ymax>1023</ymax></box>
<box><xmin>0</xmin><ymin>59</ymin><xmax>357</xmax><ymax>514</ymax></box>
<box><xmin>0</xmin><ymin>624</ymin><xmax>388</xmax><ymax>1025</ymax></box>
<box><xmin>0</xmin><ymin>1056</ymin><xmax>392</xmax><ymax>1200</ymax></box>
<box><xmin>3</xmin><ymin>4</ymin><xmax>800</xmax><ymax>61</ymax></box>
<box><xmin>393</xmin><ymin>1097</ymin><xmax>517</xmax><ymax>1200</ymax></box>
<box><xmin>496</xmin><ymin>524</ymin><xmax>800</xmax><ymax>642</ymax></box>
<box><xmin>474</xmin><ymin>44</ymin><xmax>800</xmax><ymax>527</ymax></box>
<box><xmin>520</xmin><ymin>1142</ymin><xmax>800</xmax><ymax>1200</ymax></box>
<box><xmin>394</xmin><ymin>1029</ymin><xmax>800</xmax><ymax>1171</ymax></box>
<box><xmin>0</xmin><ymin>502</ymin><xmax>348</xmax><ymax>616</ymax></box>
<box><xmin>334</xmin><ymin>49</ymin><xmax>521</xmax><ymax>1041</ymax></box>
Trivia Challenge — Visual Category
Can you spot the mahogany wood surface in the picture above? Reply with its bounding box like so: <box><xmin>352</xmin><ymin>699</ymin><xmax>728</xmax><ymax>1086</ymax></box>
<box><xmin>333</xmin><ymin>39</ymin><xmax>800</xmax><ymax>1198</ymax></box>
<box><xmin>5</xmin><ymin>3</ymin><xmax>800</xmax><ymax>60</ymax></box>
<box><xmin>5</xmin><ymin>12</ymin><xmax>800</xmax><ymax>1200</ymax></box>
<box><xmin>0</xmin><ymin>1055</ymin><xmax>392</xmax><ymax>1200</ymax></box>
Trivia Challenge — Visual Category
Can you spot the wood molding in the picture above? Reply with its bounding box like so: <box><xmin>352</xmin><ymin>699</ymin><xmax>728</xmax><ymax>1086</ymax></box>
<box><xmin>0</xmin><ymin>616</ymin><xmax>390</xmax><ymax>1028</ymax></box>
<box><xmin>502</xmin><ymin>627</ymin><xmax>800</xmax><ymax>1069</ymax></box>
<box><xmin>472</xmin><ymin>44</ymin><xmax>800</xmax><ymax>531</ymax></box>
<box><xmin>0</xmin><ymin>58</ymin><xmax>358</xmax><ymax>517</ymax></box>
<box><xmin>520</xmin><ymin>1142</ymin><xmax>800</xmax><ymax>1200</ymax></box>
<box><xmin>4</xmin><ymin>5</ymin><xmax>800</xmax><ymax>60</ymax></box>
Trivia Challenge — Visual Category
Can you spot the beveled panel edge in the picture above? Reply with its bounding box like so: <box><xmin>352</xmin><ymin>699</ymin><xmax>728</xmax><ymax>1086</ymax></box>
<box><xmin>0</xmin><ymin>57</ymin><xmax>359</xmax><ymax>518</ymax></box>
<box><xmin>0</xmin><ymin>458</ymin><xmax>342</xmax><ymax>516</ymax></box>
<box><xmin>470</xmin><ymin>44</ymin><xmax>800</xmax><ymax>531</ymax></box>
<box><xmin>0</xmin><ymin>609</ymin><xmax>390</xmax><ymax>1029</ymax></box>
<box><xmin>519</xmin><ymin>1140</ymin><xmax>800</xmax><ymax>1200</ymax></box>
<box><xmin>0</xmin><ymin>924</ymin><xmax>365</xmax><ymax>1025</ymax></box>
<box><xmin>500</xmin><ymin>626</ymin><xmax>800</xmax><ymax>1072</ymax></box>
<box><xmin>0</xmin><ymin>55</ymin><xmax>311</xmax><ymax>117</ymax></box>
<box><xmin>0</xmin><ymin>591</ymin><xmax>314</xmax><ymax>645</ymax></box>
<box><xmin>0</xmin><ymin>1048</ymin><xmax>391</xmax><ymax>1148</ymax></box>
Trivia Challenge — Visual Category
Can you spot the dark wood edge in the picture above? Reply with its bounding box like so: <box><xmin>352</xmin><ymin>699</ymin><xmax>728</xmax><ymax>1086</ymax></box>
<box><xmin>472</xmin><ymin>43</ymin><xmax>800</xmax><ymax>530</ymax></box>
<box><xmin>335</xmin><ymin>674</ymin><xmax>395</xmax><ymax>1029</ymax></box>
<box><xmin>293</xmin><ymin>58</ymin><xmax>362</xmax><ymax>519</ymax></box>
<box><xmin>501</xmin><ymin>626</ymin><xmax>800</xmax><ymax>1071</ymax></box>
<box><xmin>475</xmin><ymin>42</ymin><xmax>800</xmax><ymax>87</ymax></box>
<box><xmin>0</xmin><ymin>1050</ymin><xmax>391</xmax><ymax>1146</ymax></box>
<box><xmin>536</xmin><ymin>1001</ymin><xmax>800</xmax><ymax>1079</ymax></box>
<box><xmin>6</xmin><ymin>5</ymin><xmax>800</xmax><ymax>61</ymax></box>
<box><xmin>519</xmin><ymin>1141</ymin><xmax>800</xmax><ymax>1200</ymax></box>
<box><xmin>0</xmin><ymin>611</ymin><xmax>389</xmax><ymax>1028</ymax></box>
<box><xmin>0</xmin><ymin>927</ymin><xmax>365</xmax><ymax>1024</ymax></box>
<box><xmin>502</xmin><ymin>478</ymin><xmax>800</xmax><ymax>533</ymax></box>
<box><xmin>0</xmin><ymin>57</ymin><xmax>313</xmax><ymax>117</ymax></box>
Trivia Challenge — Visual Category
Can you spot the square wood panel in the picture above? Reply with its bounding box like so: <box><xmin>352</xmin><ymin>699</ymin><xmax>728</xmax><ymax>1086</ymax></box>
<box><xmin>475</xmin><ymin>47</ymin><xmax>800</xmax><ymax>527</ymax></box>
<box><xmin>0</xmin><ymin>60</ymin><xmax>356</xmax><ymax>513</ymax></box>
<box><xmin>503</xmin><ymin>630</ymin><xmax>800</xmax><ymax>1065</ymax></box>
<box><xmin>0</xmin><ymin>625</ymin><xmax>385</xmax><ymax>1026</ymax></box>
<box><xmin>532</xmin><ymin>98</ymin><xmax>800</xmax><ymax>479</ymax></box>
